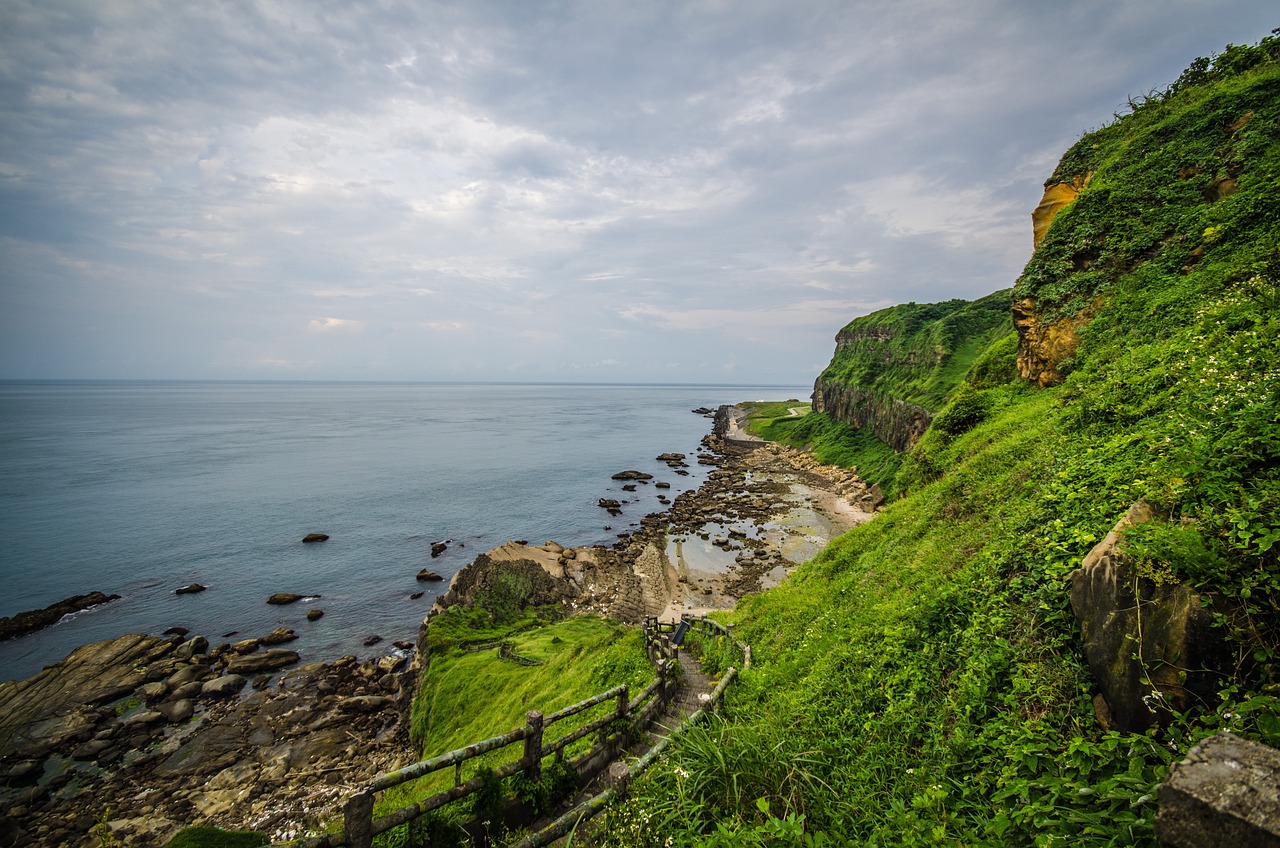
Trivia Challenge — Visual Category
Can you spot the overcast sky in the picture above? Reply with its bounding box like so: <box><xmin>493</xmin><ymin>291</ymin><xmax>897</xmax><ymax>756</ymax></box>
<box><xmin>0</xmin><ymin>1</ymin><xmax>1273</xmax><ymax>384</ymax></box>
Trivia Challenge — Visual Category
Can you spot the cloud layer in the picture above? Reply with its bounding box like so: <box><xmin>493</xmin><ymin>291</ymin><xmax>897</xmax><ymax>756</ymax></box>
<box><xmin>1</xmin><ymin>0</ymin><xmax>1273</xmax><ymax>382</ymax></box>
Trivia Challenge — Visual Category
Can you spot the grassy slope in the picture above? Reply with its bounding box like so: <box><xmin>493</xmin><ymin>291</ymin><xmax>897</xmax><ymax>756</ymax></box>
<box><xmin>817</xmin><ymin>290</ymin><xmax>1014</xmax><ymax>412</ymax></box>
<box><xmin>595</xmin><ymin>36</ymin><xmax>1280</xmax><ymax>848</ymax></box>
<box><xmin>384</xmin><ymin>610</ymin><xmax>652</xmax><ymax>820</ymax></box>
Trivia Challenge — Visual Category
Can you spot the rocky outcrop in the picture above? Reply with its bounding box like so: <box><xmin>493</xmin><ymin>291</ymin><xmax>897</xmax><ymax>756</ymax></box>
<box><xmin>1011</xmin><ymin>294</ymin><xmax>1103</xmax><ymax>387</ymax></box>
<box><xmin>812</xmin><ymin>381</ymin><xmax>932</xmax><ymax>453</ymax></box>
<box><xmin>1031</xmin><ymin>174</ymin><xmax>1089</xmax><ymax>247</ymax></box>
<box><xmin>0</xmin><ymin>591</ymin><xmax>122</xmax><ymax>642</ymax></box>
<box><xmin>1068</xmin><ymin>502</ymin><xmax>1226</xmax><ymax>733</ymax></box>
<box><xmin>0</xmin><ymin>632</ymin><xmax>416</xmax><ymax>846</ymax></box>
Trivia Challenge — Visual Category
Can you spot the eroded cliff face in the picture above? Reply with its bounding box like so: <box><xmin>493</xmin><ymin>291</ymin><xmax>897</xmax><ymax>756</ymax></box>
<box><xmin>1015</xmin><ymin>176</ymin><xmax>1092</xmax><ymax>387</ymax></box>
<box><xmin>812</xmin><ymin>379</ymin><xmax>932</xmax><ymax>453</ymax></box>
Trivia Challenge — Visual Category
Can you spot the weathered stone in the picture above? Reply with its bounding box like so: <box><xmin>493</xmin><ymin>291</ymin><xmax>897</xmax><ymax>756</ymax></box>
<box><xmin>611</xmin><ymin>470</ymin><xmax>653</xmax><ymax>480</ymax></box>
<box><xmin>160</xmin><ymin>699</ymin><xmax>195</xmax><ymax>723</ymax></box>
<box><xmin>174</xmin><ymin>583</ymin><xmax>206</xmax><ymax>595</ymax></box>
<box><xmin>1155</xmin><ymin>732</ymin><xmax>1280</xmax><ymax>847</ymax></box>
<box><xmin>362</xmin><ymin>635</ymin><xmax>383</xmax><ymax>647</ymax></box>
<box><xmin>0</xmin><ymin>591</ymin><xmax>122</xmax><ymax>642</ymax></box>
<box><xmin>174</xmin><ymin>635</ymin><xmax>209</xmax><ymax>659</ymax></box>
<box><xmin>260</xmin><ymin>627</ymin><xmax>298</xmax><ymax>646</ymax></box>
<box><xmin>225</xmin><ymin>650</ymin><xmax>299</xmax><ymax>675</ymax></box>
<box><xmin>139</xmin><ymin>681</ymin><xmax>168</xmax><ymax>702</ymax></box>
<box><xmin>1031</xmin><ymin>175</ymin><xmax>1088</xmax><ymax>247</ymax></box>
<box><xmin>0</xmin><ymin>633</ymin><xmax>175</xmax><ymax>759</ymax></box>
<box><xmin>1012</xmin><ymin>295</ymin><xmax>1103</xmax><ymax>388</ymax></box>
<box><xmin>167</xmin><ymin>665</ymin><xmax>207</xmax><ymax>687</ymax></box>
<box><xmin>123</xmin><ymin>710</ymin><xmax>164</xmax><ymax>728</ymax></box>
<box><xmin>431</xmin><ymin>541</ymin><xmax>448</xmax><ymax>558</ymax></box>
<box><xmin>301</xmin><ymin>534</ymin><xmax>329</xmax><ymax>543</ymax></box>
<box><xmin>1068</xmin><ymin>502</ymin><xmax>1226</xmax><ymax>732</ymax></box>
<box><xmin>200</xmin><ymin>674</ymin><xmax>247</xmax><ymax>699</ymax></box>
<box><xmin>231</xmin><ymin>638</ymin><xmax>260</xmax><ymax>655</ymax></box>
<box><xmin>307</xmin><ymin>608</ymin><xmax>324</xmax><ymax>621</ymax></box>
<box><xmin>339</xmin><ymin>695</ymin><xmax>395</xmax><ymax>713</ymax></box>
<box><xmin>416</xmin><ymin>569</ymin><xmax>444</xmax><ymax>582</ymax></box>
<box><xmin>266</xmin><ymin>593</ymin><xmax>306</xmax><ymax>605</ymax></box>
<box><xmin>170</xmin><ymin>680</ymin><xmax>204</xmax><ymax>701</ymax></box>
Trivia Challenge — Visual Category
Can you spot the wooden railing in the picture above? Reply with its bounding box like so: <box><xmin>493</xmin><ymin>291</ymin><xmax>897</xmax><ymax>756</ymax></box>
<box><xmin>506</xmin><ymin>614</ymin><xmax>750</xmax><ymax>848</ymax></box>
<box><xmin>290</xmin><ymin>619</ymin><xmax>682</xmax><ymax>848</ymax></box>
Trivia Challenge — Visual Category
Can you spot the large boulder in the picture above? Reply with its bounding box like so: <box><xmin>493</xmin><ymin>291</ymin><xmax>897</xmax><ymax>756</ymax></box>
<box><xmin>224</xmin><ymin>649</ymin><xmax>300</xmax><ymax>676</ymax></box>
<box><xmin>1068</xmin><ymin>502</ymin><xmax>1226</xmax><ymax>732</ymax></box>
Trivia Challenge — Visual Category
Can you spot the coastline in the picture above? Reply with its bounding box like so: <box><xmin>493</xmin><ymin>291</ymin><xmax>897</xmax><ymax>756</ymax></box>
<box><xmin>0</xmin><ymin>404</ymin><xmax>878</xmax><ymax>846</ymax></box>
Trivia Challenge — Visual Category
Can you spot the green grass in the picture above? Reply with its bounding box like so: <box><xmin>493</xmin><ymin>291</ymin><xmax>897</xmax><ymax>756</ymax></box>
<box><xmin>590</xmin><ymin>33</ymin><xmax>1280</xmax><ymax>848</ymax></box>
<box><xmin>751</xmin><ymin>409</ymin><xmax>905</xmax><ymax>498</ymax></box>
<box><xmin>161</xmin><ymin>828</ymin><xmax>267</xmax><ymax>848</ymax></box>
<box><xmin>378</xmin><ymin>612</ymin><xmax>654</xmax><ymax>830</ymax></box>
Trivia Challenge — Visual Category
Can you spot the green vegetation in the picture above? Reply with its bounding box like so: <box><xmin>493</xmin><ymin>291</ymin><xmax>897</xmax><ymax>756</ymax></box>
<box><xmin>591</xmin><ymin>33</ymin><xmax>1280</xmax><ymax>847</ymax></box>
<box><xmin>161</xmin><ymin>827</ymin><xmax>267</xmax><ymax>848</ymax></box>
<box><xmin>752</xmin><ymin>408</ymin><xmax>905</xmax><ymax>496</ymax></box>
<box><xmin>818</xmin><ymin>290</ymin><xmax>1013</xmax><ymax>412</ymax></box>
<box><xmin>374</xmin><ymin>609</ymin><xmax>653</xmax><ymax>843</ymax></box>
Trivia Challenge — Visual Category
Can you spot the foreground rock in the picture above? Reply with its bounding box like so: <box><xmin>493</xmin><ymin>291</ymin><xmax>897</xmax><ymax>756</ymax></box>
<box><xmin>0</xmin><ymin>632</ymin><xmax>416</xmax><ymax>847</ymax></box>
<box><xmin>0</xmin><ymin>591</ymin><xmax>122</xmax><ymax>642</ymax></box>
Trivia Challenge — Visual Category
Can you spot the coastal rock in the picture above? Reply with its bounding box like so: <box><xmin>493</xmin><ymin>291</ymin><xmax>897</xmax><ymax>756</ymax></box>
<box><xmin>225</xmin><ymin>650</ymin><xmax>300</xmax><ymax>675</ymax></box>
<box><xmin>416</xmin><ymin>569</ymin><xmax>444</xmax><ymax>582</ymax></box>
<box><xmin>598</xmin><ymin>498</ymin><xmax>622</xmax><ymax>515</ymax></box>
<box><xmin>0</xmin><ymin>591</ymin><xmax>122</xmax><ymax>642</ymax></box>
<box><xmin>160</xmin><ymin>698</ymin><xmax>195</xmax><ymax>723</ymax></box>
<box><xmin>260</xmin><ymin>627</ymin><xmax>298</xmax><ymax>646</ymax></box>
<box><xmin>231</xmin><ymin>638</ymin><xmax>261</xmax><ymax>654</ymax></box>
<box><xmin>362</xmin><ymin>635</ymin><xmax>383</xmax><ymax>647</ymax></box>
<box><xmin>307</xmin><ymin>608</ymin><xmax>325</xmax><ymax>621</ymax></box>
<box><xmin>200</xmin><ymin>674</ymin><xmax>247</xmax><ymax>699</ymax></box>
<box><xmin>163</xmin><ymin>626</ymin><xmax>190</xmax><ymax>637</ymax></box>
<box><xmin>0</xmin><ymin>633</ymin><xmax>175</xmax><ymax>759</ymax></box>
<box><xmin>267</xmin><ymin>593</ymin><xmax>308</xmax><ymax>605</ymax></box>
<box><xmin>431</xmin><ymin>541</ymin><xmax>448</xmax><ymax>558</ymax></box>
<box><xmin>174</xmin><ymin>583</ymin><xmax>207</xmax><ymax>595</ymax></box>
<box><xmin>611</xmin><ymin>470</ymin><xmax>653</xmax><ymax>480</ymax></box>
<box><xmin>301</xmin><ymin>533</ymin><xmax>329</xmax><ymax>543</ymax></box>
<box><xmin>175</xmin><ymin>635</ymin><xmax>209</xmax><ymax>659</ymax></box>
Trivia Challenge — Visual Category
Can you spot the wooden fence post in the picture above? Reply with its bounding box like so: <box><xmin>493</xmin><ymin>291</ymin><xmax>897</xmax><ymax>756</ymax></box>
<box><xmin>523</xmin><ymin>710</ymin><xmax>544</xmax><ymax>783</ymax></box>
<box><xmin>617</xmin><ymin>683</ymin><xmax>629</xmax><ymax>721</ymax></box>
<box><xmin>344</xmin><ymin>790</ymin><xmax>374</xmax><ymax>848</ymax></box>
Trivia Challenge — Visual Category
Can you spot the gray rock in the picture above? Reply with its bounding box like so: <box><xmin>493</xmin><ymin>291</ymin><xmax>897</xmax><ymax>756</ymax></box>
<box><xmin>266</xmin><ymin>593</ymin><xmax>306</xmax><ymax>605</ymax></box>
<box><xmin>139</xmin><ymin>681</ymin><xmax>168</xmax><ymax>702</ymax></box>
<box><xmin>1068</xmin><ymin>502</ymin><xmax>1226</xmax><ymax>732</ymax></box>
<box><xmin>1155</xmin><ymin>732</ymin><xmax>1280</xmax><ymax>847</ymax></box>
<box><xmin>224</xmin><ymin>649</ymin><xmax>300</xmax><ymax>675</ymax></box>
<box><xmin>174</xmin><ymin>636</ymin><xmax>209</xmax><ymax>659</ymax></box>
<box><xmin>174</xmin><ymin>583</ymin><xmax>206</xmax><ymax>595</ymax></box>
<box><xmin>339</xmin><ymin>695</ymin><xmax>395</xmax><ymax>713</ymax></box>
<box><xmin>169</xmin><ymin>681</ymin><xmax>204</xmax><ymax>701</ymax></box>
<box><xmin>307</xmin><ymin>608</ymin><xmax>324</xmax><ymax>621</ymax></box>
<box><xmin>123</xmin><ymin>710</ymin><xmax>164</xmax><ymax>727</ymax></box>
<box><xmin>161</xmin><ymin>699</ymin><xmax>195</xmax><ymax>723</ymax></box>
<box><xmin>167</xmin><ymin>665</ymin><xmax>207</xmax><ymax>687</ymax></box>
<box><xmin>260</xmin><ymin>627</ymin><xmax>297</xmax><ymax>646</ymax></box>
<box><xmin>200</xmin><ymin>674</ymin><xmax>247</xmax><ymax>699</ymax></box>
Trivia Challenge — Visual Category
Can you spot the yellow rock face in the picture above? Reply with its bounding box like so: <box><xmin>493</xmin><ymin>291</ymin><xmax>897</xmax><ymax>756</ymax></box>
<box><xmin>1031</xmin><ymin>175</ymin><xmax>1090</xmax><ymax>247</ymax></box>
<box><xmin>1012</xmin><ymin>296</ymin><xmax>1103</xmax><ymax>387</ymax></box>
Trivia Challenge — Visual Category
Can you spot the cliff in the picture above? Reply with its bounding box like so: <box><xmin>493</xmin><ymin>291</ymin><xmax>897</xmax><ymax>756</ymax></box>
<box><xmin>812</xmin><ymin>291</ymin><xmax>1013</xmax><ymax>452</ymax></box>
<box><xmin>609</xmin><ymin>32</ymin><xmax>1280</xmax><ymax>848</ymax></box>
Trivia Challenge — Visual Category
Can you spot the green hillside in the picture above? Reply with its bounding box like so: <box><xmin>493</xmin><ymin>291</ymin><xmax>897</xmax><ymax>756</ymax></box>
<box><xmin>595</xmin><ymin>32</ymin><xmax>1280</xmax><ymax>848</ymax></box>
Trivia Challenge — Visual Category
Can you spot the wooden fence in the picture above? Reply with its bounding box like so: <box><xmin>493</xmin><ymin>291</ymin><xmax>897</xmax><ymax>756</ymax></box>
<box><xmin>285</xmin><ymin>615</ymin><xmax>746</xmax><ymax>848</ymax></box>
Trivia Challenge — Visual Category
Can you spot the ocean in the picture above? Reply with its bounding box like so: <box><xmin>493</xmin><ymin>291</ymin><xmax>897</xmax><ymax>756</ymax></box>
<box><xmin>0</xmin><ymin>380</ymin><xmax>809</xmax><ymax>682</ymax></box>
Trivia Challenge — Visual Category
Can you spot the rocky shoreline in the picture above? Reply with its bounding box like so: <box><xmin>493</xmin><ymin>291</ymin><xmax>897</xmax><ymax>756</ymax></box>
<box><xmin>0</xmin><ymin>405</ymin><xmax>878</xmax><ymax>847</ymax></box>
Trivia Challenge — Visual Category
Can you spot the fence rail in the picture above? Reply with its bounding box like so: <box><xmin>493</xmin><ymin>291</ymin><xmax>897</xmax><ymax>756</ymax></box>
<box><xmin>286</xmin><ymin>614</ymin><xmax>746</xmax><ymax>848</ymax></box>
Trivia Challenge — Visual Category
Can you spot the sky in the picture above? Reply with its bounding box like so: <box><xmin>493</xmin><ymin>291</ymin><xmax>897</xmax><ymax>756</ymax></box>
<box><xmin>0</xmin><ymin>2</ymin><xmax>1274</xmax><ymax>384</ymax></box>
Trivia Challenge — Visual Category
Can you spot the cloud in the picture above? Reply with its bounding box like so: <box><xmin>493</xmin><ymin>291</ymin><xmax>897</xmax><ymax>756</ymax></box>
<box><xmin>308</xmin><ymin>317</ymin><xmax>365</xmax><ymax>332</ymax></box>
<box><xmin>1</xmin><ymin>0</ymin><xmax>1275</xmax><ymax>383</ymax></box>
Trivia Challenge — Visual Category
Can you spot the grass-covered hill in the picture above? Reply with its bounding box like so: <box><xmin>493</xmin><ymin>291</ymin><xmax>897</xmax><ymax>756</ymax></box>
<box><xmin>594</xmin><ymin>32</ymin><xmax>1280</xmax><ymax>848</ymax></box>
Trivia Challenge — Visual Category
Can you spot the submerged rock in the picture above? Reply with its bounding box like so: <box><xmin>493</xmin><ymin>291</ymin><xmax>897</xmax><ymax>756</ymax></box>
<box><xmin>174</xmin><ymin>583</ymin><xmax>206</xmax><ymax>595</ymax></box>
<box><xmin>0</xmin><ymin>591</ymin><xmax>122</xmax><ymax>642</ymax></box>
<box><xmin>301</xmin><ymin>533</ymin><xmax>329</xmax><ymax>543</ymax></box>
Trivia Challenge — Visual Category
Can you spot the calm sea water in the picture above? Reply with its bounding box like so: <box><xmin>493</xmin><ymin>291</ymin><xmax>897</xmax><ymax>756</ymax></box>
<box><xmin>0</xmin><ymin>381</ymin><xmax>808</xmax><ymax>682</ymax></box>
